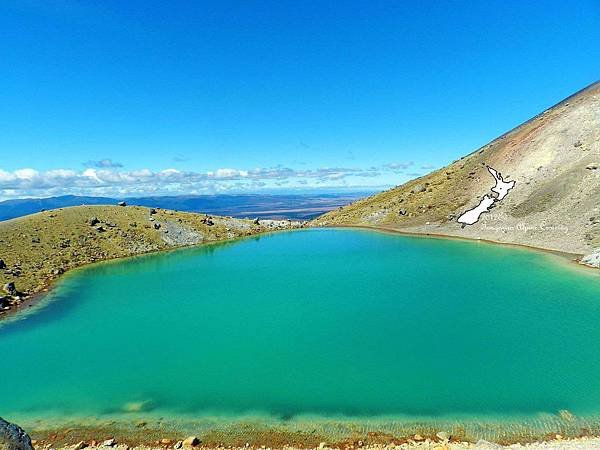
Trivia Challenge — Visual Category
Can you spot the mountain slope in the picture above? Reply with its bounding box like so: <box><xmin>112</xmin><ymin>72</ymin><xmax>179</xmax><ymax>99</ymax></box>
<box><xmin>312</xmin><ymin>81</ymin><xmax>600</xmax><ymax>263</ymax></box>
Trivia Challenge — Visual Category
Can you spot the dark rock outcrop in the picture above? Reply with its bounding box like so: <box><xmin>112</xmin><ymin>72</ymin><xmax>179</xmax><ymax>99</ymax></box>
<box><xmin>0</xmin><ymin>417</ymin><xmax>34</xmax><ymax>450</ymax></box>
<box><xmin>200</xmin><ymin>216</ymin><xmax>214</xmax><ymax>226</ymax></box>
<box><xmin>3</xmin><ymin>282</ymin><xmax>17</xmax><ymax>296</ymax></box>
<box><xmin>0</xmin><ymin>296</ymin><xmax>10</xmax><ymax>308</ymax></box>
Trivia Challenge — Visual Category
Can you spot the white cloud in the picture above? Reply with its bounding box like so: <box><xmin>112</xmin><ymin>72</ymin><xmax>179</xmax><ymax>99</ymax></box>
<box><xmin>14</xmin><ymin>168</ymin><xmax>39</xmax><ymax>180</ymax></box>
<box><xmin>215</xmin><ymin>168</ymin><xmax>246</xmax><ymax>178</ymax></box>
<box><xmin>46</xmin><ymin>169</ymin><xmax>77</xmax><ymax>178</ymax></box>
<box><xmin>0</xmin><ymin>161</ymin><xmax>418</xmax><ymax>200</ymax></box>
<box><xmin>130</xmin><ymin>169</ymin><xmax>153</xmax><ymax>177</ymax></box>
<box><xmin>82</xmin><ymin>168</ymin><xmax>102</xmax><ymax>182</ymax></box>
<box><xmin>0</xmin><ymin>169</ymin><xmax>15</xmax><ymax>183</ymax></box>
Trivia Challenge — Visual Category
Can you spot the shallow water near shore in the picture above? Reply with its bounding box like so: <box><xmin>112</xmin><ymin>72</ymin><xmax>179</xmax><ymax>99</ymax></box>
<box><xmin>2</xmin><ymin>228</ymin><xmax>600</xmax><ymax>433</ymax></box>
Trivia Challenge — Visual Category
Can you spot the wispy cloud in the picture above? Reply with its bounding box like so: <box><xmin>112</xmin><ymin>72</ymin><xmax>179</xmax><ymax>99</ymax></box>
<box><xmin>0</xmin><ymin>162</ymin><xmax>417</xmax><ymax>199</ymax></box>
<box><xmin>83</xmin><ymin>159</ymin><xmax>123</xmax><ymax>168</ymax></box>
<box><xmin>383</xmin><ymin>161</ymin><xmax>414</xmax><ymax>172</ymax></box>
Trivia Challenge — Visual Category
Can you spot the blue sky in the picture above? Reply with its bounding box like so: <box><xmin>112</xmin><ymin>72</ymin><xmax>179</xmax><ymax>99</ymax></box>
<box><xmin>0</xmin><ymin>1</ymin><xmax>598</xmax><ymax>199</ymax></box>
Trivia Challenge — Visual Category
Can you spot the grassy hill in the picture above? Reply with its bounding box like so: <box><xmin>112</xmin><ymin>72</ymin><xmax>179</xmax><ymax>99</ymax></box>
<box><xmin>312</xmin><ymin>81</ymin><xmax>600</xmax><ymax>266</ymax></box>
<box><xmin>0</xmin><ymin>205</ymin><xmax>301</xmax><ymax>316</ymax></box>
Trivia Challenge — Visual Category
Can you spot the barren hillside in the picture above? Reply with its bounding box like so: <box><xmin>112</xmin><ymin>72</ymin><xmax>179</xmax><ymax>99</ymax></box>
<box><xmin>312</xmin><ymin>82</ymin><xmax>600</xmax><ymax>265</ymax></box>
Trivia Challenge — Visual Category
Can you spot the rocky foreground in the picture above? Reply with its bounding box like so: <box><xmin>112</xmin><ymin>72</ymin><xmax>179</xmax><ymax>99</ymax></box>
<box><xmin>18</xmin><ymin>439</ymin><xmax>600</xmax><ymax>450</ymax></box>
<box><xmin>312</xmin><ymin>81</ymin><xmax>600</xmax><ymax>268</ymax></box>
<box><xmin>3</xmin><ymin>417</ymin><xmax>600</xmax><ymax>450</ymax></box>
<box><xmin>0</xmin><ymin>204</ymin><xmax>303</xmax><ymax>317</ymax></box>
<box><xmin>52</xmin><ymin>440</ymin><xmax>600</xmax><ymax>450</ymax></box>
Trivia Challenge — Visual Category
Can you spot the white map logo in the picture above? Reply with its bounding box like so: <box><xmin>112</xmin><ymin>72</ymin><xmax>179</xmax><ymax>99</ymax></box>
<box><xmin>457</xmin><ymin>165</ymin><xmax>516</xmax><ymax>226</ymax></box>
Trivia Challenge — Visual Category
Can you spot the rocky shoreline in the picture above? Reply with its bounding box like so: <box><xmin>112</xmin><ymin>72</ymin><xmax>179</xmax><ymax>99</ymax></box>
<box><xmin>0</xmin><ymin>205</ymin><xmax>305</xmax><ymax>319</ymax></box>
<box><xmin>2</xmin><ymin>190</ymin><xmax>597</xmax><ymax>320</ymax></box>
<box><xmin>4</xmin><ymin>416</ymin><xmax>600</xmax><ymax>450</ymax></box>
<box><xmin>21</xmin><ymin>437</ymin><xmax>600</xmax><ymax>450</ymax></box>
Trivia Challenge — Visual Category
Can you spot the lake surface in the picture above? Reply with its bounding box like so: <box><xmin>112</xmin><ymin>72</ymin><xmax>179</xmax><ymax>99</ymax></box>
<box><xmin>2</xmin><ymin>228</ymin><xmax>600</xmax><ymax>423</ymax></box>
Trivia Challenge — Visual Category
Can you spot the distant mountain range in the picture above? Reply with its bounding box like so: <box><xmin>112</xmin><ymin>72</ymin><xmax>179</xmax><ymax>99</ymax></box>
<box><xmin>0</xmin><ymin>193</ymin><xmax>371</xmax><ymax>222</ymax></box>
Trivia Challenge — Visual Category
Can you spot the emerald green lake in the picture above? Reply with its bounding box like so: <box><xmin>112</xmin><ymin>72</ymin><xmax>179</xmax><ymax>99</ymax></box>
<box><xmin>2</xmin><ymin>228</ymin><xmax>600</xmax><ymax>423</ymax></box>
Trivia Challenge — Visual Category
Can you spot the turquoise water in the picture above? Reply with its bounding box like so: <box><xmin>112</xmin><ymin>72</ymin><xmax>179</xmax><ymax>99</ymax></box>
<box><xmin>2</xmin><ymin>228</ymin><xmax>600</xmax><ymax>422</ymax></box>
